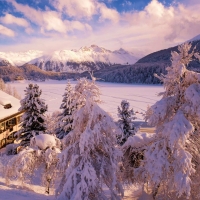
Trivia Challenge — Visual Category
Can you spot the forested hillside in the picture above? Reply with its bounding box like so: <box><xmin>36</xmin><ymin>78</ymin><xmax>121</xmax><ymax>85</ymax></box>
<box><xmin>93</xmin><ymin>40</ymin><xmax>200</xmax><ymax>84</ymax></box>
<box><xmin>0</xmin><ymin>64</ymin><xmax>67</xmax><ymax>82</ymax></box>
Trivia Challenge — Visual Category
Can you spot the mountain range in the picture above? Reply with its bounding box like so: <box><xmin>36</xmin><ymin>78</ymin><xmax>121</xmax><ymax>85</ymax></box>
<box><xmin>1</xmin><ymin>37</ymin><xmax>200</xmax><ymax>84</ymax></box>
<box><xmin>0</xmin><ymin>45</ymin><xmax>139</xmax><ymax>73</ymax></box>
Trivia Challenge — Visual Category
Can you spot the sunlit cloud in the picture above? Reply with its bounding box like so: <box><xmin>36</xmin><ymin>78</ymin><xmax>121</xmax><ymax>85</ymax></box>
<box><xmin>0</xmin><ymin>13</ymin><xmax>29</xmax><ymax>27</ymax></box>
<box><xmin>52</xmin><ymin>0</ymin><xmax>97</xmax><ymax>19</ymax></box>
<box><xmin>0</xmin><ymin>24</ymin><xmax>15</xmax><ymax>37</ymax></box>
<box><xmin>1</xmin><ymin>0</ymin><xmax>200</xmax><ymax>54</ymax></box>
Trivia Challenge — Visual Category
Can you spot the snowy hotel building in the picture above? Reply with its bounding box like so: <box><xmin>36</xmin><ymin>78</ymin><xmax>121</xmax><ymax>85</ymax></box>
<box><xmin>0</xmin><ymin>90</ymin><xmax>23</xmax><ymax>148</ymax></box>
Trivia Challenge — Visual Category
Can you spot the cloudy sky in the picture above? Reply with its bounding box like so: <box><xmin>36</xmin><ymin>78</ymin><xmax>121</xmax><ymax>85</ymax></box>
<box><xmin>0</xmin><ymin>0</ymin><xmax>200</xmax><ymax>54</ymax></box>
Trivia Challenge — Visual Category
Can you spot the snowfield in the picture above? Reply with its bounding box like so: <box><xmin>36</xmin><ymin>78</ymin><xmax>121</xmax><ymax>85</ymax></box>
<box><xmin>8</xmin><ymin>80</ymin><xmax>163</xmax><ymax>121</ymax></box>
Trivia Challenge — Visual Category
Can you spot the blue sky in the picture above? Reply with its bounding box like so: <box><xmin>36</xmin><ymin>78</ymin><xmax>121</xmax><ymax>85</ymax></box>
<box><xmin>0</xmin><ymin>0</ymin><xmax>175</xmax><ymax>13</ymax></box>
<box><xmin>0</xmin><ymin>0</ymin><xmax>199</xmax><ymax>54</ymax></box>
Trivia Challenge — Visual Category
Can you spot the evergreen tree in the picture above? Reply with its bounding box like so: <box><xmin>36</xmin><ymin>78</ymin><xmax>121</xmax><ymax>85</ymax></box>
<box><xmin>17</xmin><ymin>84</ymin><xmax>48</xmax><ymax>146</ymax></box>
<box><xmin>56</xmin><ymin>78</ymin><xmax>123</xmax><ymax>200</ymax></box>
<box><xmin>117</xmin><ymin>100</ymin><xmax>136</xmax><ymax>145</ymax></box>
<box><xmin>56</xmin><ymin>81</ymin><xmax>75</xmax><ymax>139</ymax></box>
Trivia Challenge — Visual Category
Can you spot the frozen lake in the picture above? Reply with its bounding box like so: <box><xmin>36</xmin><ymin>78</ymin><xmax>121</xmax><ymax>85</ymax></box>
<box><xmin>8</xmin><ymin>80</ymin><xmax>163</xmax><ymax>121</ymax></box>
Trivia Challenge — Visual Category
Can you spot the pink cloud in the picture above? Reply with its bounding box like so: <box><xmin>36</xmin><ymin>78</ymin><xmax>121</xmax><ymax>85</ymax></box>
<box><xmin>2</xmin><ymin>0</ymin><xmax>200</xmax><ymax>55</ymax></box>
<box><xmin>0</xmin><ymin>13</ymin><xmax>29</xmax><ymax>27</ymax></box>
<box><xmin>0</xmin><ymin>24</ymin><xmax>15</xmax><ymax>37</ymax></box>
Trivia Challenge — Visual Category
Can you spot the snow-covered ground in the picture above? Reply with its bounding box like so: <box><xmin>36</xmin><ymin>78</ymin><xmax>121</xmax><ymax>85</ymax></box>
<box><xmin>8</xmin><ymin>80</ymin><xmax>163</xmax><ymax>121</ymax></box>
<box><xmin>0</xmin><ymin>176</ymin><xmax>146</xmax><ymax>200</ymax></box>
<box><xmin>0</xmin><ymin>157</ymin><xmax>54</xmax><ymax>200</ymax></box>
<box><xmin>0</xmin><ymin>177</ymin><xmax>54</xmax><ymax>200</ymax></box>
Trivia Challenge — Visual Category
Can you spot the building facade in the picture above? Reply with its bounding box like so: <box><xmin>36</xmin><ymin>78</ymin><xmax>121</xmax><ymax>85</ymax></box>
<box><xmin>0</xmin><ymin>90</ymin><xmax>23</xmax><ymax>148</ymax></box>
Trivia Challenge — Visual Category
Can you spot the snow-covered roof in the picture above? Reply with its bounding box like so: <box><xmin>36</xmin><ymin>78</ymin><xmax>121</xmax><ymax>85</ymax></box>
<box><xmin>0</xmin><ymin>90</ymin><xmax>21</xmax><ymax>121</ymax></box>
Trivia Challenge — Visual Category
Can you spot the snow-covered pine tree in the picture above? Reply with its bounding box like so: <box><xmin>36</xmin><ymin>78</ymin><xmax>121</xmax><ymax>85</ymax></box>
<box><xmin>56</xmin><ymin>81</ymin><xmax>75</xmax><ymax>139</ymax></box>
<box><xmin>117</xmin><ymin>100</ymin><xmax>136</xmax><ymax>145</ymax></box>
<box><xmin>56</xmin><ymin>78</ymin><xmax>123</xmax><ymax>200</ymax></box>
<box><xmin>139</xmin><ymin>43</ymin><xmax>200</xmax><ymax>199</ymax></box>
<box><xmin>17</xmin><ymin>84</ymin><xmax>48</xmax><ymax>146</ymax></box>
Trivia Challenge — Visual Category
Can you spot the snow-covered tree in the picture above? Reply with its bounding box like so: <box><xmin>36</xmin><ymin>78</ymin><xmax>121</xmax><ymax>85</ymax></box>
<box><xmin>46</xmin><ymin>111</ymin><xmax>61</xmax><ymax>135</ymax></box>
<box><xmin>0</xmin><ymin>78</ymin><xmax>21</xmax><ymax>99</ymax></box>
<box><xmin>16</xmin><ymin>84</ymin><xmax>48</xmax><ymax>146</ymax></box>
<box><xmin>56</xmin><ymin>78</ymin><xmax>123</xmax><ymax>200</ymax></box>
<box><xmin>121</xmin><ymin>132</ymin><xmax>155</xmax><ymax>185</ymax></box>
<box><xmin>5</xmin><ymin>84</ymin><xmax>12</xmax><ymax>95</ymax></box>
<box><xmin>138</xmin><ymin>43</ymin><xmax>200</xmax><ymax>199</ymax></box>
<box><xmin>56</xmin><ymin>81</ymin><xmax>75</xmax><ymax>139</ymax></box>
<box><xmin>117</xmin><ymin>100</ymin><xmax>137</xmax><ymax>145</ymax></box>
<box><xmin>0</xmin><ymin>78</ymin><xmax>6</xmax><ymax>91</ymax></box>
<box><xmin>12</xmin><ymin>86</ymin><xmax>21</xmax><ymax>100</ymax></box>
<box><xmin>5</xmin><ymin>134</ymin><xmax>61</xmax><ymax>194</ymax></box>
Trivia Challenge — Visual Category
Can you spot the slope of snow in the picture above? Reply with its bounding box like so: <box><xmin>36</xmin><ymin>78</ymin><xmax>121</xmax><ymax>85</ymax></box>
<box><xmin>0</xmin><ymin>50</ymin><xmax>43</xmax><ymax>66</ymax></box>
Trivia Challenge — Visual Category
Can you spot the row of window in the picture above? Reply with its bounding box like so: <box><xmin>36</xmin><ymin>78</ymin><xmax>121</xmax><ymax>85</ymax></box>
<box><xmin>0</xmin><ymin>132</ymin><xmax>17</xmax><ymax>148</ymax></box>
<box><xmin>0</xmin><ymin>116</ymin><xmax>21</xmax><ymax>134</ymax></box>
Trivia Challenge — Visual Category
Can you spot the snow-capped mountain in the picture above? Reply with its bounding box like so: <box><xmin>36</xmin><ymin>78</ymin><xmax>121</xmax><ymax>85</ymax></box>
<box><xmin>0</xmin><ymin>45</ymin><xmax>139</xmax><ymax>73</ymax></box>
<box><xmin>30</xmin><ymin>45</ymin><xmax>138</xmax><ymax>73</ymax></box>
<box><xmin>0</xmin><ymin>50</ymin><xmax>43</xmax><ymax>66</ymax></box>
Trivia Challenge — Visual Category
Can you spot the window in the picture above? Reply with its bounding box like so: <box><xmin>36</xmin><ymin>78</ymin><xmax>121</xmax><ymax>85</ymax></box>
<box><xmin>6</xmin><ymin>118</ymin><xmax>16</xmax><ymax>130</ymax></box>
<box><xmin>8</xmin><ymin>118</ymin><xmax>16</xmax><ymax>126</ymax></box>
<box><xmin>1</xmin><ymin>139</ymin><xmax>6</xmax><ymax>148</ymax></box>
<box><xmin>17</xmin><ymin>116</ymin><xmax>21</xmax><ymax>124</ymax></box>
<box><xmin>0</xmin><ymin>122</ymin><xmax>5</xmax><ymax>133</ymax></box>
<box><xmin>7</xmin><ymin>133</ymin><xmax>14</xmax><ymax>140</ymax></box>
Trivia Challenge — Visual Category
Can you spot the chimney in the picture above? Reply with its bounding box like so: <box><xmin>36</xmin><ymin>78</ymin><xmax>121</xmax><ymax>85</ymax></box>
<box><xmin>0</xmin><ymin>98</ymin><xmax>12</xmax><ymax>109</ymax></box>
<box><xmin>4</xmin><ymin>104</ymin><xmax>12</xmax><ymax>109</ymax></box>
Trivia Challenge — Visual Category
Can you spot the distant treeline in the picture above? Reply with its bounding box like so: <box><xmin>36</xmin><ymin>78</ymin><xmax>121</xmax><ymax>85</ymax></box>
<box><xmin>0</xmin><ymin>64</ymin><xmax>76</xmax><ymax>82</ymax></box>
